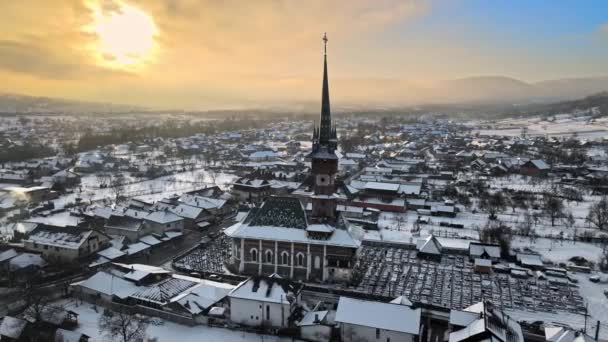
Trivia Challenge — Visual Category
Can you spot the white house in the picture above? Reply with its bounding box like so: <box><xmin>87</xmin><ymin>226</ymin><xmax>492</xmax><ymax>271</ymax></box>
<box><xmin>228</xmin><ymin>275</ymin><xmax>303</xmax><ymax>329</ymax></box>
<box><xmin>23</xmin><ymin>225</ymin><xmax>110</xmax><ymax>263</ymax></box>
<box><xmin>335</xmin><ymin>296</ymin><xmax>421</xmax><ymax>342</ymax></box>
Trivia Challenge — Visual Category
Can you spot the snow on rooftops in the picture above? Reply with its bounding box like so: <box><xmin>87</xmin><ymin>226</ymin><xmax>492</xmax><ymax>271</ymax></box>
<box><xmin>229</xmin><ymin>276</ymin><xmax>303</xmax><ymax>305</ymax></box>
<box><xmin>173</xmin><ymin>280</ymin><xmax>235</xmax><ymax>315</ymax></box>
<box><xmin>75</xmin><ymin>270</ymin><xmax>139</xmax><ymax>299</ymax></box>
<box><xmin>0</xmin><ymin>316</ymin><xmax>28</xmax><ymax>339</ymax></box>
<box><xmin>225</xmin><ymin>222</ymin><xmax>359</xmax><ymax>248</ymax></box>
<box><xmin>449</xmin><ymin>301</ymin><xmax>524</xmax><ymax>342</ymax></box>
<box><xmin>335</xmin><ymin>297</ymin><xmax>421</xmax><ymax>334</ymax></box>
<box><xmin>545</xmin><ymin>325</ymin><xmax>596</xmax><ymax>342</ymax></box>
<box><xmin>179</xmin><ymin>194</ymin><xmax>226</xmax><ymax>210</ymax></box>
<box><xmin>469</xmin><ymin>242</ymin><xmax>501</xmax><ymax>259</ymax></box>
<box><xmin>130</xmin><ymin>277</ymin><xmax>198</xmax><ymax>305</ymax></box>
<box><xmin>306</xmin><ymin>224</ymin><xmax>335</xmax><ymax>234</ymax></box>
<box><xmin>96</xmin><ymin>246</ymin><xmax>125</xmax><ymax>260</ymax></box>
<box><xmin>298</xmin><ymin>310</ymin><xmax>328</xmax><ymax>326</ymax></box>
<box><xmin>171</xmin><ymin>204</ymin><xmax>204</xmax><ymax>219</ymax></box>
<box><xmin>139</xmin><ymin>235</ymin><xmax>162</xmax><ymax>246</ymax></box>
<box><xmin>390</xmin><ymin>295</ymin><xmax>413</xmax><ymax>306</ymax></box>
<box><xmin>124</xmin><ymin>242</ymin><xmax>151</xmax><ymax>255</ymax></box>
<box><xmin>0</xmin><ymin>248</ymin><xmax>18</xmax><ymax>263</ymax></box>
<box><xmin>364</xmin><ymin>181</ymin><xmax>400</xmax><ymax>192</ymax></box>
<box><xmin>9</xmin><ymin>253</ymin><xmax>47</xmax><ymax>270</ymax></box>
<box><xmin>145</xmin><ymin>210</ymin><xmax>183</xmax><ymax>224</ymax></box>
<box><xmin>417</xmin><ymin>235</ymin><xmax>442</xmax><ymax>255</ymax></box>
<box><xmin>25</xmin><ymin>226</ymin><xmax>93</xmax><ymax>249</ymax></box>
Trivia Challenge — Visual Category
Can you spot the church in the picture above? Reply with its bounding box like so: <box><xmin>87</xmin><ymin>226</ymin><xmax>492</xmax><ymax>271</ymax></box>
<box><xmin>225</xmin><ymin>34</ymin><xmax>360</xmax><ymax>282</ymax></box>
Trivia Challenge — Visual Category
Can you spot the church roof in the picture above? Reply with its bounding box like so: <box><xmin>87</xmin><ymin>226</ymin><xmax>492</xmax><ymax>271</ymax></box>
<box><xmin>248</xmin><ymin>196</ymin><xmax>307</xmax><ymax>229</ymax></box>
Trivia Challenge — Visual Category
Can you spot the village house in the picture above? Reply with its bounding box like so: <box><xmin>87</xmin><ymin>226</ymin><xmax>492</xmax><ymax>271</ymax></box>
<box><xmin>228</xmin><ymin>275</ymin><xmax>303</xmax><ymax>329</ymax></box>
<box><xmin>23</xmin><ymin>225</ymin><xmax>110</xmax><ymax>263</ymax></box>
<box><xmin>335</xmin><ymin>296</ymin><xmax>421</xmax><ymax>342</ymax></box>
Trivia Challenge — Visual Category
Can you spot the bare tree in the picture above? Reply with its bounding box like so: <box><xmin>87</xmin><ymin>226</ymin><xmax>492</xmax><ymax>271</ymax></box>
<box><xmin>98</xmin><ymin>307</ymin><xmax>149</xmax><ymax>342</ymax></box>
<box><xmin>110</xmin><ymin>173</ymin><xmax>125</xmax><ymax>200</ymax></box>
<box><xmin>543</xmin><ymin>194</ymin><xmax>564</xmax><ymax>227</ymax></box>
<box><xmin>587</xmin><ymin>196</ymin><xmax>608</xmax><ymax>231</ymax></box>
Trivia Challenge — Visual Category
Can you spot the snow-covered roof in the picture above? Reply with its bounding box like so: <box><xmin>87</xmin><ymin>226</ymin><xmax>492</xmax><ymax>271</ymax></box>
<box><xmin>174</xmin><ymin>281</ymin><xmax>235</xmax><ymax>315</ymax></box>
<box><xmin>0</xmin><ymin>316</ymin><xmax>27</xmax><ymax>339</ymax></box>
<box><xmin>364</xmin><ymin>181</ymin><xmax>400</xmax><ymax>192</ymax></box>
<box><xmin>139</xmin><ymin>235</ymin><xmax>162</xmax><ymax>246</ymax></box>
<box><xmin>0</xmin><ymin>248</ymin><xmax>18</xmax><ymax>263</ymax></box>
<box><xmin>75</xmin><ymin>271</ymin><xmax>139</xmax><ymax>299</ymax></box>
<box><xmin>545</xmin><ymin>325</ymin><xmax>595</xmax><ymax>342</ymax></box>
<box><xmin>97</xmin><ymin>247</ymin><xmax>125</xmax><ymax>260</ymax></box>
<box><xmin>417</xmin><ymin>235</ymin><xmax>442</xmax><ymax>255</ymax></box>
<box><xmin>171</xmin><ymin>204</ymin><xmax>204</xmax><ymax>219</ymax></box>
<box><xmin>449</xmin><ymin>310</ymin><xmax>480</xmax><ymax>328</ymax></box>
<box><xmin>225</xmin><ymin>223</ymin><xmax>359</xmax><ymax>248</ymax></box>
<box><xmin>130</xmin><ymin>277</ymin><xmax>198</xmax><ymax>305</ymax></box>
<box><xmin>9</xmin><ymin>253</ymin><xmax>47</xmax><ymax>270</ymax></box>
<box><xmin>124</xmin><ymin>242</ymin><xmax>151</xmax><ymax>255</ymax></box>
<box><xmin>335</xmin><ymin>297</ymin><xmax>421</xmax><ymax>334</ymax></box>
<box><xmin>54</xmin><ymin>328</ymin><xmax>88</xmax><ymax>342</ymax></box>
<box><xmin>145</xmin><ymin>210</ymin><xmax>183</xmax><ymax>224</ymax></box>
<box><xmin>469</xmin><ymin>243</ymin><xmax>501</xmax><ymax>259</ymax></box>
<box><xmin>390</xmin><ymin>295</ymin><xmax>413</xmax><ymax>306</ymax></box>
<box><xmin>25</xmin><ymin>227</ymin><xmax>94</xmax><ymax>250</ymax></box>
<box><xmin>298</xmin><ymin>310</ymin><xmax>328</xmax><ymax>326</ymax></box>
<box><xmin>229</xmin><ymin>276</ymin><xmax>303</xmax><ymax>305</ymax></box>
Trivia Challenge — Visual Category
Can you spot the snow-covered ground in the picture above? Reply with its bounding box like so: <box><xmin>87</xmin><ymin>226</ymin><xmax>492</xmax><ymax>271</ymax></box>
<box><xmin>474</xmin><ymin>116</ymin><xmax>608</xmax><ymax>141</ymax></box>
<box><xmin>59</xmin><ymin>299</ymin><xmax>301</xmax><ymax>342</ymax></box>
<box><xmin>52</xmin><ymin>168</ymin><xmax>238</xmax><ymax>209</ymax></box>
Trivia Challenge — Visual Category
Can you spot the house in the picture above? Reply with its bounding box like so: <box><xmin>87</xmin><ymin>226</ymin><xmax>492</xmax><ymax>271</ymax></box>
<box><xmin>143</xmin><ymin>210</ymin><xmax>184</xmax><ymax>234</ymax></box>
<box><xmin>104</xmin><ymin>215</ymin><xmax>144</xmax><ymax>242</ymax></box>
<box><xmin>232</xmin><ymin>178</ymin><xmax>272</xmax><ymax>203</ymax></box>
<box><xmin>520</xmin><ymin>159</ymin><xmax>550</xmax><ymax>177</ymax></box>
<box><xmin>0</xmin><ymin>248</ymin><xmax>19</xmax><ymax>276</ymax></box>
<box><xmin>298</xmin><ymin>310</ymin><xmax>332</xmax><ymax>342</ymax></box>
<box><xmin>335</xmin><ymin>296</ymin><xmax>421</xmax><ymax>342</ymax></box>
<box><xmin>469</xmin><ymin>242</ymin><xmax>501</xmax><ymax>261</ymax></box>
<box><xmin>51</xmin><ymin>169</ymin><xmax>81</xmax><ymax>188</ymax></box>
<box><xmin>448</xmin><ymin>301</ymin><xmax>524</xmax><ymax>342</ymax></box>
<box><xmin>416</xmin><ymin>235</ymin><xmax>442</xmax><ymax>260</ymax></box>
<box><xmin>228</xmin><ymin>275</ymin><xmax>303</xmax><ymax>329</ymax></box>
<box><xmin>545</xmin><ymin>325</ymin><xmax>596</xmax><ymax>342</ymax></box>
<box><xmin>168</xmin><ymin>279</ymin><xmax>235</xmax><ymax>324</ymax></box>
<box><xmin>23</xmin><ymin>225</ymin><xmax>110</xmax><ymax>263</ymax></box>
<box><xmin>474</xmin><ymin>258</ymin><xmax>492</xmax><ymax>273</ymax></box>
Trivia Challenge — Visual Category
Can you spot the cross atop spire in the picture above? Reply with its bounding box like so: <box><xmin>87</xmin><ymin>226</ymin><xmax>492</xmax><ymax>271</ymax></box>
<box><xmin>323</xmin><ymin>32</ymin><xmax>328</xmax><ymax>55</ymax></box>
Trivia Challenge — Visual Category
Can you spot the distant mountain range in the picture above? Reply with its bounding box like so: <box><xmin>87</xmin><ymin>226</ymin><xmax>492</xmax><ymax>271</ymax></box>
<box><xmin>0</xmin><ymin>93</ymin><xmax>143</xmax><ymax>114</ymax></box>
<box><xmin>0</xmin><ymin>75</ymin><xmax>607</xmax><ymax>114</ymax></box>
<box><xmin>432</xmin><ymin>76</ymin><xmax>608</xmax><ymax>104</ymax></box>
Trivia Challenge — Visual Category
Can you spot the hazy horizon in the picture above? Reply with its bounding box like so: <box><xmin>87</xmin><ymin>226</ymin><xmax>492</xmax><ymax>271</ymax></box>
<box><xmin>1</xmin><ymin>0</ymin><xmax>607</xmax><ymax>110</ymax></box>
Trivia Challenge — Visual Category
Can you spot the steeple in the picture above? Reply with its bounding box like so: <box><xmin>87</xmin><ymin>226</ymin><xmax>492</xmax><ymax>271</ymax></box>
<box><xmin>319</xmin><ymin>32</ymin><xmax>332</xmax><ymax>144</ymax></box>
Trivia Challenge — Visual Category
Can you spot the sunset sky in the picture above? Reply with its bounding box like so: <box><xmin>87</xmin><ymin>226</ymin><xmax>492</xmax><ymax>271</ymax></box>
<box><xmin>0</xmin><ymin>0</ymin><xmax>607</xmax><ymax>109</ymax></box>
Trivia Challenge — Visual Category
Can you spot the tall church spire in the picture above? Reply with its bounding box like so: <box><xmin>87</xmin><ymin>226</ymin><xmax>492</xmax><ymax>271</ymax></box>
<box><xmin>319</xmin><ymin>32</ymin><xmax>332</xmax><ymax>144</ymax></box>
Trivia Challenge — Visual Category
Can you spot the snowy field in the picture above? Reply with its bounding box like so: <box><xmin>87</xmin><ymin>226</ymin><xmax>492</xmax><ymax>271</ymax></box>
<box><xmin>58</xmin><ymin>299</ymin><xmax>301</xmax><ymax>342</ymax></box>
<box><xmin>474</xmin><ymin>116</ymin><xmax>608</xmax><ymax>140</ymax></box>
<box><xmin>52</xmin><ymin>168</ymin><xmax>238</xmax><ymax>209</ymax></box>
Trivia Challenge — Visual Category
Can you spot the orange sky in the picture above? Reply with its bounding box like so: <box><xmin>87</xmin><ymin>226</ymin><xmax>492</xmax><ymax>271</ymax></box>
<box><xmin>0</xmin><ymin>0</ymin><xmax>606</xmax><ymax>109</ymax></box>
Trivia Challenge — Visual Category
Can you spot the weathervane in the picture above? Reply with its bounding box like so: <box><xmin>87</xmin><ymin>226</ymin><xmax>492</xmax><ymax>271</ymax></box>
<box><xmin>323</xmin><ymin>32</ymin><xmax>328</xmax><ymax>55</ymax></box>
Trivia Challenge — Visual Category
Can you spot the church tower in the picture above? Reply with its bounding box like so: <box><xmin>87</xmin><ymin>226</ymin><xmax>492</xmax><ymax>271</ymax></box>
<box><xmin>310</xmin><ymin>33</ymin><xmax>338</xmax><ymax>221</ymax></box>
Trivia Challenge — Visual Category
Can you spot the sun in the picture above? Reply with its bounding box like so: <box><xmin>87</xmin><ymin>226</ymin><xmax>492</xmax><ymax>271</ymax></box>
<box><xmin>87</xmin><ymin>0</ymin><xmax>158</xmax><ymax>70</ymax></box>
